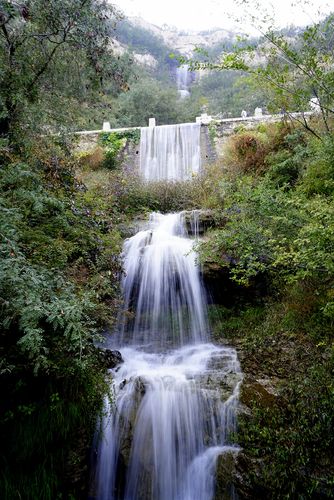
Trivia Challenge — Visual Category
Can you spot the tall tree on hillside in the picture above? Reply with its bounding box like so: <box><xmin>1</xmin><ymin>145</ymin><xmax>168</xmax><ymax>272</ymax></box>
<box><xmin>0</xmin><ymin>0</ymin><xmax>130</xmax><ymax>138</ymax></box>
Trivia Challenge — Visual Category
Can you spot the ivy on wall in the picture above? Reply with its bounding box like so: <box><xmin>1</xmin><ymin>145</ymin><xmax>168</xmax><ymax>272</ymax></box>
<box><xmin>99</xmin><ymin>129</ymin><xmax>141</xmax><ymax>169</ymax></box>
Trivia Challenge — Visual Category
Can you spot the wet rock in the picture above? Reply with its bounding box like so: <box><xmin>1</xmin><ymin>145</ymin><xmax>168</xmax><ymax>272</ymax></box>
<box><xmin>118</xmin><ymin>422</ymin><xmax>134</xmax><ymax>466</ymax></box>
<box><xmin>214</xmin><ymin>450</ymin><xmax>240</xmax><ymax>500</ymax></box>
<box><xmin>118</xmin><ymin>218</ymin><xmax>148</xmax><ymax>239</ymax></box>
<box><xmin>135</xmin><ymin>376</ymin><xmax>146</xmax><ymax>396</ymax></box>
<box><xmin>240</xmin><ymin>376</ymin><xmax>280</xmax><ymax>410</ymax></box>
<box><xmin>234</xmin><ymin>452</ymin><xmax>265</xmax><ymax>499</ymax></box>
<box><xmin>116</xmin><ymin>376</ymin><xmax>148</xmax><ymax>468</ymax></box>
<box><xmin>182</xmin><ymin>209</ymin><xmax>223</xmax><ymax>236</ymax></box>
<box><xmin>100</xmin><ymin>349</ymin><xmax>124</xmax><ymax>369</ymax></box>
<box><xmin>202</xmin><ymin>261</ymin><xmax>269</xmax><ymax>307</ymax></box>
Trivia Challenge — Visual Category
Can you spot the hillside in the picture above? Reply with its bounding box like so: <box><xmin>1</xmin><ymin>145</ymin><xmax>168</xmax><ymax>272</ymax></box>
<box><xmin>107</xmin><ymin>17</ymin><xmax>266</xmax><ymax>126</ymax></box>
<box><xmin>124</xmin><ymin>16</ymin><xmax>238</xmax><ymax>56</ymax></box>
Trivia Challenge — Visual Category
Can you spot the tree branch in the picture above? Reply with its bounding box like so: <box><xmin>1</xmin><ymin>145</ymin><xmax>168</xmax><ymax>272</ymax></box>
<box><xmin>26</xmin><ymin>23</ymin><xmax>73</xmax><ymax>95</ymax></box>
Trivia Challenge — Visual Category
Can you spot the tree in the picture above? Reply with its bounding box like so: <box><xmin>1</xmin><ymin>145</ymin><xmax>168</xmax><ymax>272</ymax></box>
<box><xmin>180</xmin><ymin>2</ymin><xmax>334</xmax><ymax>138</ymax></box>
<box><xmin>0</xmin><ymin>0</ymin><xmax>129</xmax><ymax>138</ymax></box>
<box><xmin>114</xmin><ymin>77</ymin><xmax>194</xmax><ymax>126</ymax></box>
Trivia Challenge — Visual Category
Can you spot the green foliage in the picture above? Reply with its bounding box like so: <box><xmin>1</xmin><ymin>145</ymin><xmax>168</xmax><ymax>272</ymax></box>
<box><xmin>185</xmin><ymin>70</ymin><xmax>266</xmax><ymax>118</ymax></box>
<box><xmin>0</xmin><ymin>154</ymin><xmax>122</xmax><ymax>369</ymax></box>
<box><xmin>301</xmin><ymin>134</ymin><xmax>334</xmax><ymax>196</ymax></box>
<box><xmin>98</xmin><ymin>129</ymin><xmax>141</xmax><ymax>169</ymax></box>
<box><xmin>238</xmin><ymin>356</ymin><xmax>334</xmax><ymax>498</ymax></box>
<box><xmin>183</xmin><ymin>9</ymin><xmax>334</xmax><ymax>136</ymax></box>
<box><xmin>199</xmin><ymin>127</ymin><xmax>334</xmax><ymax>298</ymax></box>
<box><xmin>1</xmin><ymin>366</ymin><xmax>109</xmax><ymax>499</ymax></box>
<box><xmin>0</xmin><ymin>139</ymin><xmax>122</xmax><ymax>497</ymax></box>
<box><xmin>114</xmin><ymin>76</ymin><xmax>196</xmax><ymax>126</ymax></box>
<box><xmin>100</xmin><ymin>129</ymin><xmax>141</xmax><ymax>145</ymax></box>
<box><xmin>0</xmin><ymin>0</ymin><xmax>131</xmax><ymax>137</ymax></box>
<box><xmin>262</xmin><ymin>128</ymin><xmax>308</xmax><ymax>187</ymax></box>
<box><xmin>200</xmin><ymin>176</ymin><xmax>334</xmax><ymax>292</ymax></box>
<box><xmin>199</xmin><ymin>121</ymin><xmax>334</xmax><ymax>497</ymax></box>
<box><xmin>99</xmin><ymin>132</ymin><xmax>126</xmax><ymax>169</ymax></box>
<box><xmin>208</xmin><ymin>122</ymin><xmax>218</xmax><ymax>143</ymax></box>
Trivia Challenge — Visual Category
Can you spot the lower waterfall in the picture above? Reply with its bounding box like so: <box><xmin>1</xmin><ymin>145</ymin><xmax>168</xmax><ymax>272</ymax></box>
<box><xmin>94</xmin><ymin>212</ymin><xmax>242</xmax><ymax>500</ymax></box>
<box><xmin>139</xmin><ymin>123</ymin><xmax>201</xmax><ymax>181</ymax></box>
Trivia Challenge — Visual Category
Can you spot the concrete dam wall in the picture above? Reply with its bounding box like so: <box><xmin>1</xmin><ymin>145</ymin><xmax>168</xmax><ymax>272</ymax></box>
<box><xmin>75</xmin><ymin>112</ymin><xmax>312</xmax><ymax>177</ymax></box>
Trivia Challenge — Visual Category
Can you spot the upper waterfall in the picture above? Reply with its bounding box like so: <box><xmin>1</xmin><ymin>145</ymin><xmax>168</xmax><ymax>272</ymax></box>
<box><xmin>139</xmin><ymin>123</ymin><xmax>201</xmax><ymax>181</ymax></box>
<box><xmin>176</xmin><ymin>65</ymin><xmax>191</xmax><ymax>99</ymax></box>
<box><xmin>117</xmin><ymin>212</ymin><xmax>208</xmax><ymax>347</ymax></box>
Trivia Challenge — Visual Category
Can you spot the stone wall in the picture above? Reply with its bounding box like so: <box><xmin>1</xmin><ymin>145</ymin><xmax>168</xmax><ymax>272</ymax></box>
<box><xmin>203</xmin><ymin>111</ymin><xmax>313</xmax><ymax>162</ymax></box>
<box><xmin>120</xmin><ymin>139</ymin><xmax>141</xmax><ymax>176</ymax></box>
<box><xmin>74</xmin><ymin>112</ymin><xmax>312</xmax><ymax>172</ymax></box>
<box><xmin>73</xmin><ymin>128</ymin><xmax>141</xmax><ymax>174</ymax></box>
<box><xmin>200</xmin><ymin>125</ymin><xmax>217</xmax><ymax>166</ymax></box>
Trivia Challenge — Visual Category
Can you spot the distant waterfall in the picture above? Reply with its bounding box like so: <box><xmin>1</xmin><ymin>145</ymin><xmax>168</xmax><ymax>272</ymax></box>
<box><xmin>176</xmin><ymin>65</ymin><xmax>191</xmax><ymax>99</ymax></box>
<box><xmin>94</xmin><ymin>213</ymin><xmax>242</xmax><ymax>500</ymax></box>
<box><xmin>139</xmin><ymin>123</ymin><xmax>201</xmax><ymax>181</ymax></box>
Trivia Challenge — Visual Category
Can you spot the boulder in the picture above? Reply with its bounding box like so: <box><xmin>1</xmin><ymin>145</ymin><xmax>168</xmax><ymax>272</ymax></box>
<box><xmin>100</xmin><ymin>349</ymin><xmax>124</xmax><ymax>369</ymax></box>
<box><xmin>240</xmin><ymin>376</ymin><xmax>280</xmax><ymax>410</ymax></box>
<box><xmin>182</xmin><ymin>209</ymin><xmax>223</xmax><ymax>236</ymax></box>
<box><xmin>214</xmin><ymin>450</ymin><xmax>240</xmax><ymax>500</ymax></box>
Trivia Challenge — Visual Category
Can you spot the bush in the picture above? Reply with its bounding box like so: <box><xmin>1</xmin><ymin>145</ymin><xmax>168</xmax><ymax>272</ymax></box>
<box><xmin>301</xmin><ymin>135</ymin><xmax>334</xmax><ymax>196</ymax></box>
<box><xmin>98</xmin><ymin>129</ymin><xmax>141</xmax><ymax>170</ymax></box>
<box><xmin>238</xmin><ymin>358</ymin><xmax>334</xmax><ymax>498</ymax></box>
<box><xmin>76</xmin><ymin>146</ymin><xmax>105</xmax><ymax>170</ymax></box>
<box><xmin>0</xmin><ymin>144</ymin><xmax>121</xmax><ymax>497</ymax></box>
<box><xmin>224</xmin><ymin>131</ymin><xmax>269</xmax><ymax>173</ymax></box>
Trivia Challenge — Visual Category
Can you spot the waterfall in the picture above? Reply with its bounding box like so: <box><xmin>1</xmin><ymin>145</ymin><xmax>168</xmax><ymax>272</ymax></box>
<box><xmin>117</xmin><ymin>213</ymin><xmax>208</xmax><ymax>347</ymax></box>
<box><xmin>139</xmin><ymin>123</ymin><xmax>201</xmax><ymax>181</ymax></box>
<box><xmin>94</xmin><ymin>213</ymin><xmax>242</xmax><ymax>500</ymax></box>
<box><xmin>176</xmin><ymin>65</ymin><xmax>191</xmax><ymax>99</ymax></box>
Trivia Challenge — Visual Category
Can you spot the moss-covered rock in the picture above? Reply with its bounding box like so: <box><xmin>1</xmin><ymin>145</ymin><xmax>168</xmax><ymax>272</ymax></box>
<box><xmin>214</xmin><ymin>450</ymin><xmax>239</xmax><ymax>500</ymax></box>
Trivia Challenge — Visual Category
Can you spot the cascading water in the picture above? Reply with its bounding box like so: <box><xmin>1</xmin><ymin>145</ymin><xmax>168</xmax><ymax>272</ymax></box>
<box><xmin>117</xmin><ymin>213</ymin><xmax>207</xmax><ymax>347</ymax></box>
<box><xmin>139</xmin><ymin>123</ymin><xmax>201</xmax><ymax>181</ymax></box>
<box><xmin>176</xmin><ymin>65</ymin><xmax>191</xmax><ymax>99</ymax></box>
<box><xmin>94</xmin><ymin>212</ymin><xmax>242</xmax><ymax>500</ymax></box>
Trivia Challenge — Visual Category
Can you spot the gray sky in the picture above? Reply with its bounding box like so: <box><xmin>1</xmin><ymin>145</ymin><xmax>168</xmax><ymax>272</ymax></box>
<box><xmin>112</xmin><ymin>0</ymin><xmax>332</xmax><ymax>32</ymax></box>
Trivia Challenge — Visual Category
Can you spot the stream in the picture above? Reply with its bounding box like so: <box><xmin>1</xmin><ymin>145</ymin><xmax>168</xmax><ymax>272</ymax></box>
<box><xmin>94</xmin><ymin>212</ymin><xmax>242</xmax><ymax>500</ymax></box>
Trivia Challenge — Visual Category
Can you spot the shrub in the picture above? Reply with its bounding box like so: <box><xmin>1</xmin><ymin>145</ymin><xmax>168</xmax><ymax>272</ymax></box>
<box><xmin>99</xmin><ymin>129</ymin><xmax>141</xmax><ymax>170</ymax></box>
<box><xmin>301</xmin><ymin>135</ymin><xmax>334</xmax><ymax>196</ymax></box>
<box><xmin>76</xmin><ymin>146</ymin><xmax>105</xmax><ymax>170</ymax></box>
<box><xmin>224</xmin><ymin>131</ymin><xmax>269</xmax><ymax>173</ymax></box>
<box><xmin>266</xmin><ymin>149</ymin><xmax>301</xmax><ymax>186</ymax></box>
<box><xmin>0</xmin><ymin>154</ymin><xmax>117</xmax><ymax>497</ymax></box>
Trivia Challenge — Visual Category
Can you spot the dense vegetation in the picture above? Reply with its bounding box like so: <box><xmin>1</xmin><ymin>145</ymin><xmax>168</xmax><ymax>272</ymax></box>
<box><xmin>0</xmin><ymin>134</ymin><xmax>129</xmax><ymax>497</ymax></box>
<box><xmin>198</xmin><ymin>120</ymin><xmax>334</xmax><ymax>498</ymax></box>
<box><xmin>0</xmin><ymin>1</ymin><xmax>129</xmax><ymax>497</ymax></box>
<box><xmin>190</xmin><ymin>16</ymin><xmax>334</xmax><ymax>496</ymax></box>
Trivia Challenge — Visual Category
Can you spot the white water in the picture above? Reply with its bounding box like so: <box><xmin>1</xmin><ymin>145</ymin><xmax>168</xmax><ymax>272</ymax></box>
<box><xmin>139</xmin><ymin>123</ymin><xmax>201</xmax><ymax>181</ymax></box>
<box><xmin>118</xmin><ymin>213</ymin><xmax>207</xmax><ymax>347</ymax></box>
<box><xmin>176</xmin><ymin>65</ymin><xmax>191</xmax><ymax>99</ymax></box>
<box><xmin>95</xmin><ymin>213</ymin><xmax>242</xmax><ymax>500</ymax></box>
